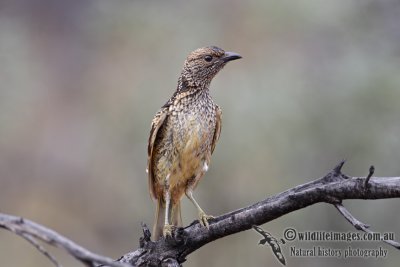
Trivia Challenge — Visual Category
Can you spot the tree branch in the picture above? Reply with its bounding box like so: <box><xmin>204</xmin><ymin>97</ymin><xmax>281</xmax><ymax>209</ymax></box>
<box><xmin>1</xmin><ymin>162</ymin><xmax>400</xmax><ymax>266</ymax></box>
<box><xmin>114</xmin><ymin>162</ymin><xmax>400</xmax><ymax>266</ymax></box>
<box><xmin>335</xmin><ymin>203</ymin><xmax>400</xmax><ymax>249</ymax></box>
<box><xmin>0</xmin><ymin>214</ymin><xmax>130</xmax><ymax>267</ymax></box>
<box><xmin>20</xmin><ymin>232</ymin><xmax>62</xmax><ymax>267</ymax></box>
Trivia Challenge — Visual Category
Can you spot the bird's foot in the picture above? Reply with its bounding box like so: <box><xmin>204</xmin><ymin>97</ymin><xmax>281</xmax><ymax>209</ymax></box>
<box><xmin>163</xmin><ymin>224</ymin><xmax>174</xmax><ymax>238</ymax></box>
<box><xmin>198</xmin><ymin>211</ymin><xmax>214</xmax><ymax>229</ymax></box>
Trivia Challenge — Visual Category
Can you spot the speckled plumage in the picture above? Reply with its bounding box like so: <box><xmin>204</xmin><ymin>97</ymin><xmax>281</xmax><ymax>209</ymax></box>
<box><xmin>147</xmin><ymin>46</ymin><xmax>241</xmax><ymax>240</ymax></box>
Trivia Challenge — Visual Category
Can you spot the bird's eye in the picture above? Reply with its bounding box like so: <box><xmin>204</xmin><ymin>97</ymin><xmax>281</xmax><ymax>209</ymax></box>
<box><xmin>204</xmin><ymin>55</ymin><xmax>213</xmax><ymax>62</ymax></box>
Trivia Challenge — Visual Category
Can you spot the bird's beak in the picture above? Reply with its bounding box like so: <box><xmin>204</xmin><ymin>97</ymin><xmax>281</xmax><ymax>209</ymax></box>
<box><xmin>222</xmin><ymin>51</ymin><xmax>242</xmax><ymax>62</ymax></box>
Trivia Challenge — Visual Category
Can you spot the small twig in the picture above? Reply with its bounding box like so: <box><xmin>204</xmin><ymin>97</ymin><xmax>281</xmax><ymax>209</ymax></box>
<box><xmin>333</xmin><ymin>159</ymin><xmax>346</xmax><ymax>175</ymax></box>
<box><xmin>335</xmin><ymin>203</ymin><xmax>400</xmax><ymax>249</ymax></box>
<box><xmin>21</xmin><ymin>233</ymin><xmax>62</xmax><ymax>267</ymax></box>
<box><xmin>139</xmin><ymin>223</ymin><xmax>152</xmax><ymax>248</ymax></box>
<box><xmin>0</xmin><ymin>214</ymin><xmax>130</xmax><ymax>267</ymax></box>
<box><xmin>364</xmin><ymin>165</ymin><xmax>375</xmax><ymax>188</ymax></box>
<box><xmin>334</xmin><ymin>203</ymin><xmax>370</xmax><ymax>230</ymax></box>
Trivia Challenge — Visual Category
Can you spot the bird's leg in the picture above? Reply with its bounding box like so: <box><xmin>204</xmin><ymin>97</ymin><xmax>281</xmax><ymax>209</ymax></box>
<box><xmin>163</xmin><ymin>176</ymin><xmax>174</xmax><ymax>237</ymax></box>
<box><xmin>186</xmin><ymin>189</ymin><xmax>214</xmax><ymax>229</ymax></box>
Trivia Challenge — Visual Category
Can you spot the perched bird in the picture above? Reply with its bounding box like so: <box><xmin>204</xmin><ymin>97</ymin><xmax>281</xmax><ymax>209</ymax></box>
<box><xmin>147</xmin><ymin>46</ymin><xmax>241</xmax><ymax>240</ymax></box>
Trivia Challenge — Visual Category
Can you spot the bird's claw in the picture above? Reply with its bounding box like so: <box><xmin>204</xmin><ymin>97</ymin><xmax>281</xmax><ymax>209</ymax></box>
<box><xmin>163</xmin><ymin>224</ymin><xmax>174</xmax><ymax>238</ymax></box>
<box><xmin>198</xmin><ymin>211</ymin><xmax>214</xmax><ymax>229</ymax></box>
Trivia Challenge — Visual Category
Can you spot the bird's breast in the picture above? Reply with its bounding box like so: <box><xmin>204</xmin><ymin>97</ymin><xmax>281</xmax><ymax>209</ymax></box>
<box><xmin>153</xmin><ymin>95</ymin><xmax>216</xmax><ymax>201</ymax></box>
<box><xmin>176</xmin><ymin>110</ymin><xmax>214</xmax><ymax>153</ymax></box>
<box><xmin>167</xmin><ymin>108</ymin><xmax>215</xmax><ymax>187</ymax></box>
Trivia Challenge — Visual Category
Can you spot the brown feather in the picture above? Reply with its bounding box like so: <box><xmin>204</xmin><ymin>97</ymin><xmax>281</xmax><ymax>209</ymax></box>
<box><xmin>211</xmin><ymin>105</ymin><xmax>222</xmax><ymax>154</ymax></box>
<box><xmin>147</xmin><ymin>107</ymin><xmax>168</xmax><ymax>199</ymax></box>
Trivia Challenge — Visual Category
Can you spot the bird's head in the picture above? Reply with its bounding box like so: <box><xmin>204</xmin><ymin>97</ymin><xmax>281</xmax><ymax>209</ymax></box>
<box><xmin>179</xmin><ymin>46</ymin><xmax>241</xmax><ymax>89</ymax></box>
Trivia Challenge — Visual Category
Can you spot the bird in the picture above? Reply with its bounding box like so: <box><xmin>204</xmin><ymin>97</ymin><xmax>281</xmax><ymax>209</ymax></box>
<box><xmin>147</xmin><ymin>46</ymin><xmax>241</xmax><ymax>240</ymax></box>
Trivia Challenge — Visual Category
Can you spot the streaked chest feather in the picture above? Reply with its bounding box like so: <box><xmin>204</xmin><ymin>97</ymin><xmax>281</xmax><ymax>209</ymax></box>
<box><xmin>154</xmin><ymin>106</ymin><xmax>215</xmax><ymax>189</ymax></box>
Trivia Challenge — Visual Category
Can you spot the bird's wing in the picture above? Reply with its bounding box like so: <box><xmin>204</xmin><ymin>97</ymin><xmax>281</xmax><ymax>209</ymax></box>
<box><xmin>211</xmin><ymin>105</ymin><xmax>222</xmax><ymax>154</ymax></box>
<box><xmin>147</xmin><ymin>106</ymin><xmax>168</xmax><ymax>199</ymax></box>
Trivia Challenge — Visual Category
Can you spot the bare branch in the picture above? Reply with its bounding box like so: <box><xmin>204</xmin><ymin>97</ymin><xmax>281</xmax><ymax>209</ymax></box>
<box><xmin>335</xmin><ymin>203</ymin><xmax>400</xmax><ymax>249</ymax></box>
<box><xmin>364</xmin><ymin>165</ymin><xmax>375</xmax><ymax>187</ymax></box>
<box><xmin>334</xmin><ymin>203</ymin><xmax>370</xmax><ymax>230</ymax></box>
<box><xmin>0</xmin><ymin>214</ymin><xmax>130</xmax><ymax>267</ymax></box>
<box><xmin>1</xmin><ymin>162</ymin><xmax>400</xmax><ymax>267</ymax></box>
<box><xmin>21</xmin><ymin>232</ymin><xmax>62</xmax><ymax>267</ymax></box>
<box><xmin>112</xmin><ymin>162</ymin><xmax>400</xmax><ymax>266</ymax></box>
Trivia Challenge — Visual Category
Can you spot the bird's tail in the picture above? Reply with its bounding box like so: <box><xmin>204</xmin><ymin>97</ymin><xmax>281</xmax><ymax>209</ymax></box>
<box><xmin>153</xmin><ymin>199</ymin><xmax>182</xmax><ymax>241</ymax></box>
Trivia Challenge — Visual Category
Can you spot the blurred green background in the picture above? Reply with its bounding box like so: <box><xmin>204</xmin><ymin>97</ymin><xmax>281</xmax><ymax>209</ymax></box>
<box><xmin>1</xmin><ymin>0</ymin><xmax>400</xmax><ymax>266</ymax></box>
